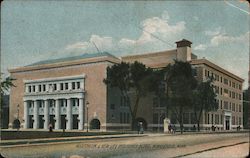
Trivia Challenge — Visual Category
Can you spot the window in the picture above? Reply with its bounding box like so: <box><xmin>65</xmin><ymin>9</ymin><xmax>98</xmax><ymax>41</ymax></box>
<box><xmin>33</xmin><ymin>85</ymin><xmax>35</xmax><ymax>92</ymax></box>
<box><xmin>39</xmin><ymin>85</ymin><xmax>42</xmax><ymax>92</ymax></box>
<box><xmin>205</xmin><ymin>69</ymin><xmax>208</xmax><ymax>77</ymax></box>
<box><xmin>65</xmin><ymin>83</ymin><xmax>68</xmax><ymax>90</ymax></box>
<box><xmin>239</xmin><ymin>117</ymin><xmax>241</xmax><ymax>125</ymax></box>
<box><xmin>215</xmin><ymin>114</ymin><xmax>219</xmax><ymax>124</ymax></box>
<box><xmin>43</xmin><ymin>85</ymin><xmax>46</xmax><ymax>91</ymax></box>
<box><xmin>53</xmin><ymin>84</ymin><xmax>57</xmax><ymax>91</ymax></box>
<box><xmin>220</xmin><ymin>88</ymin><xmax>222</xmax><ymax>95</ymax></box>
<box><xmin>232</xmin><ymin>103</ymin><xmax>235</xmax><ymax>111</ymax></box>
<box><xmin>220</xmin><ymin>77</ymin><xmax>222</xmax><ymax>83</ymax></box>
<box><xmin>224</xmin><ymin>101</ymin><xmax>228</xmax><ymax>110</ymax></box>
<box><xmin>192</xmin><ymin>68</ymin><xmax>197</xmax><ymax>77</ymax></box>
<box><xmin>232</xmin><ymin>92</ymin><xmax>235</xmax><ymax>99</ymax></box>
<box><xmin>239</xmin><ymin>94</ymin><xmax>241</xmax><ymax>100</ymax></box>
<box><xmin>220</xmin><ymin>115</ymin><xmax>223</xmax><ymax>124</ymax></box>
<box><xmin>72</xmin><ymin>82</ymin><xmax>75</xmax><ymax>89</ymax></box>
<box><xmin>239</xmin><ymin>84</ymin><xmax>241</xmax><ymax>90</ymax></box>
<box><xmin>236</xmin><ymin>104</ymin><xmax>238</xmax><ymax>112</ymax></box>
<box><xmin>60</xmin><ymin>83</ymin><xmax>64</xmax><ymax>90</ymax></box>
<box><xmin>239</xmin><ymin>104</ymin><xmax>241</xmax><ymax>112</ymax></box>
<box><xmin>232</xmin><ymin>116</ymin><xmax>235</xmax><ymax>125</ymax></box>
<box><xmin>28</xmin><ymin>86</ymin><xmax>31</xmax><ymax>92</ymax></box>
<box><xmin>232</xmin><ymin>82</ymin><xmax>235</xmax><ymax>88</ymax></box>
<box><xmin>77</xmin><ymin>82</ymin><xmax>80</xmax><ymax>89</ymax></box>
<box><xmin>207</xmin><ymin>113</ymin><xmax>210</xmax><ymax>124</ymax></box>
<box><xmin>221</xmin><ymin>100</ymin><xmax>223</xmax><ymax>109</ymax></box>
<box><xmin>110</xmin><ymin>104</ymin><xmax>115</xmax><ymax>110</ymax></box>
<box><xmin>211</xmin><ymin>114</ymin><xmax>214</xmax><ymax>124</ymax></box>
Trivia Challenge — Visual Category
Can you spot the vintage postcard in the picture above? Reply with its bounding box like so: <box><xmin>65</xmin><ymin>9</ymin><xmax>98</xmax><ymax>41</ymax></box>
<box><xmin>1</xmin><ymin>0</ymin><xmax>249</xmax><ymax>158</ymax></box>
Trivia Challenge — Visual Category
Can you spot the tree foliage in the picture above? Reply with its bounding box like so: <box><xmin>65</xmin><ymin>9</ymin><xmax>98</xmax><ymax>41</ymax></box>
<box><xmin>164</xmin><ymin>60</ymin><xmax>197</xmax><ymax>133</ymax></box>
<box><xmin>192</xmin><ymin>78</ymin><xmax>218</xmax><ymax>131</ymax></box>
<box><xmin>104</xmin><ymin>61</ymin><xmax>154</xmax><ymax>129</ymax></box>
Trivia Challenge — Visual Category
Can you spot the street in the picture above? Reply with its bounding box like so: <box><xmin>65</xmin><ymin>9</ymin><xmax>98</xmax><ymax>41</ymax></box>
<box><xmin>1</xmin><ymin>132</ymin><xmax>249</xmax><ymax>158</ymax></box>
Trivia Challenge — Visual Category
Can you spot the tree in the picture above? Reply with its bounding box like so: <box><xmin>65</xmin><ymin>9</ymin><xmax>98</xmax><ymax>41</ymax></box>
<box><xmin>192</xmin><ymin>78</ymin><xmax>218</xmax><ymax>131</ymax></box>
<box><xmin>104</xmin><ymin>61</ymin><xmax>154</xmax><ymax>129</ymax></box>
<box><xmin>164</xmin><ymin>60</ymin><xmax>197</xmax><ymax>134</ymax></box>
<box><xmin>1</xmin><ymin>74</ymin><xmax>16</xmax><ymax>129</ymax></box>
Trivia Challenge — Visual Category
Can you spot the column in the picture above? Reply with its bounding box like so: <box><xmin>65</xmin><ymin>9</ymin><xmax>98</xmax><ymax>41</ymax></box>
<box><xmin>80</xmin><ymin>81</ymin><xmax>84</xmax><ymax>90</ymax></box>
<box><xmin>33</xmin><ymin>100</ymin><xmax>39</xmax><ymax>129</ymax></box>
<box><xmin>23</xmin><ymin>101</ymin><xmax>29</xmax><ymax>128</ymax></box>
<box><xmin>66</xmin><ymin>99</ymin><xmax>72</xmax><ymax>130</ymax></box>
<box><xmin>55</xmin><ymin>99</ymin><xmax>60</xmax><ymax>129</ymax></box>
<box><xmin>44</xmin><ymin>100</ymin><xmax>49</xmax><ymax>129</ymax></box>
<box><xmin>78</xmin><ymin>98</ymin><xmax>84</xmax><ymax>130</ymax></box>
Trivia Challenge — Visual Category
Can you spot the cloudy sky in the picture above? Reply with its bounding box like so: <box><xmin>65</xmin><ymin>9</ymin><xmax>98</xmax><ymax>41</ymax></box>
<box><xmin>1</xmin><ymin>1</ymin><xmax>249</xmax><ymax>88</ymax></box>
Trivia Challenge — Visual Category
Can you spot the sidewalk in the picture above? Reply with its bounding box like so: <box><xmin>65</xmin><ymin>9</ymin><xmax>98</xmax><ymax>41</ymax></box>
<box><xmin>0</xmin><ymin>133</ymin><xmax>146</xmax><ymax>147</ymax></box>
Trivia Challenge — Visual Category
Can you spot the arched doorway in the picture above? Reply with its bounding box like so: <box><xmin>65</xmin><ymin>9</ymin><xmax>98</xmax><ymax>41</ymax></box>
<box><xmin>90</xmin><ymin>119</ymin><xmax>101</xmax><ymax>130</ymax></box>
<box><xmin>133</xmin><ymin>117</ymin><xmax>147</xmax><ymax>131</ymax></box>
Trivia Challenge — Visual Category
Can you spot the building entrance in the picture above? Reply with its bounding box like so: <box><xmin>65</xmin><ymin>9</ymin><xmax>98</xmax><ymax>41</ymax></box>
<box><xmin>49</xmin><ymin>115</ymin><xmax>55</xmax><ymax>128</ymax></box>
<box><xmin>61</xmin><ymin>115</ymin><xmax>66</xmax><ymax>130</ymax></box>
<box><xmin>225</xmin><ymin>116</ymin><xmax>230</xmax><ymax>130</ymax></box>
<box><xmin>28</xmin><ymin>115</ymin><xmax>33</xmax><ymax>128</ymax></box>
<box><xmin>39</xmin><ymin>115</ymin><xmax>44</xmax><ymax>129</ymax></box>
<box><xmin>73</xmin><ymin>115</ymin><xmax>78</xmax><ymax>129</ymax></box>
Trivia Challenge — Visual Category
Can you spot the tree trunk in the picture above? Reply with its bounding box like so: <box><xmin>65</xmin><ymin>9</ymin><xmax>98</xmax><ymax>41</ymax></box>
<box><xmin>179</xmin><ymin>106</ymin><xmax>183</xmax><ymax>134</ymax></box>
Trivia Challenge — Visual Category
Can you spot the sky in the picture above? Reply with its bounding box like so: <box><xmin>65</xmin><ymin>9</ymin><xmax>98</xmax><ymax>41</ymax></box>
<box><xmin>1</xmin><ymin>1</ymin><xmax>249</xmax><ymax>88</ymax></box>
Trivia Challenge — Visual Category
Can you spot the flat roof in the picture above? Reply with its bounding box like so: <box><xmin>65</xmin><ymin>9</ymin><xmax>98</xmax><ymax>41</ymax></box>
<box><xmin>191</xmin><ymin>59</ymin><xmax>244</xmax><ymax>83</ymax></box>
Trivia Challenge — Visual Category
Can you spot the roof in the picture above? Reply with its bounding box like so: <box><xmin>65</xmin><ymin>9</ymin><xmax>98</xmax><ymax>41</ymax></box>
<box><xmin>9</xmin><ymin>52</ymin><xmax>120</xmax><ymax>73</ymax></box>
<box><xmin>27</xmin><ymin>52</ymin><xmax>119</xmax><ymax>67</ymax></box>
<box><xmin>191</xmin><ymin>59</ymin><xmax>244</xmax><ymax>82</ymax></box>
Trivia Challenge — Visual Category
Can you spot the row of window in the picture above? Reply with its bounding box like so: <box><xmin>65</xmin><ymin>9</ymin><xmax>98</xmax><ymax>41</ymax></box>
<box><xmin>213</xmin><ymin>85</ymin><xmax>242</xmax><ymax>100</ymax></box>
<box><xmin>27</xmin><ymin>99</ymin><xmax>80</xmax><ymax>108</ymax></box>
<box><xmin>26</xmin><ymin>81</ymin><xmax>81</xmax><ymax>93</ymax></box>
<box><xmin>218</xmin><ymin>99</ymin><xmax>242</xmax><ymax>112</ymax></box>
<box><xmin>205</xmin><ymin>113</ymin><xmax>242</xmax><ymax>125</ymax></box>
<box><xmin>232</xmin><ymin>116</ymin><xmax>242</xmax><ymax>125</ymax></box>
<box><xmin>205</xmin><ymin>69</ymin><xmax>242</xmax><ymax>90</ymax></box>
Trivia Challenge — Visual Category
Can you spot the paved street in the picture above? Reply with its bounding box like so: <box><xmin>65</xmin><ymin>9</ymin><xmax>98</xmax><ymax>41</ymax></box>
<box><xmin>1</xmin><ymin>132</ymin><xmax>249</xmax><ymax>158</ymax></box>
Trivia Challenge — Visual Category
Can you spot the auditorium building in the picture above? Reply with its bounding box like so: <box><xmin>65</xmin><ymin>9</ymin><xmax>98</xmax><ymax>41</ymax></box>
<box><xmin>8</xmin><ymin>39</ymin><xmax>244</xmax><ymax>131</ymax></box>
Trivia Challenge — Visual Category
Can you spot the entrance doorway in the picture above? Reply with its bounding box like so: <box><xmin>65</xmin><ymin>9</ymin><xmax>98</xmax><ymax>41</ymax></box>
<box><xmin>28</xmin><ymin>115</ymin><xmax>33</xmax><ymax>128</ymax></box>
<box><xmin>61</xmin><ymin>115</ymin><xmax>66</xmax><ymax>130</ymax></box>
<box><xmin>73</xmin><ymin>115</ymin><xmax>78</xmax><ymax>129</ymax></box>
<box><xmin>49</xmin><ymin>115</ymin><xmax>55</xmax><ymax>128</ymax></box>
<box><xmin>39</xmin><ymin>115</ymin><xmax>44</xmax><ymax>129</ymax></box>
<box><xmin>90</xmin><ymin>119</ymin><xmax>101</xmax><ymax>130</ymax></box>
<box><xmin>225</xmin><ymin>116</ymin><xmax>230</xmax><ymax>130</ymax></box>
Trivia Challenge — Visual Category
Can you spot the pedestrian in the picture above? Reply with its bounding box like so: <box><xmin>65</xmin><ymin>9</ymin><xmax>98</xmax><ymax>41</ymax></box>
<box><xmin>193</xmin><ymin>125</ymin><xmax>196</xmax><ymax>131</ymax></box>
<box><xmin>49</xmin><ymin>123</ymin><xmax>53</xmax><ymax>132</ymax></box>
<box><xmin>137</xmin><ymin>122</ymin><xmax>140</xmax><ymax>134</ymax></box>
<box><xmin>168</xmin><ymin>124</ymin><xmax>171</xmax><ymax>133</ymax></box>
<box><xmin>172</xmin><ymin>124</ymin><xmax>176</xmax><ymax>134</ymax></box>
<box><xmin>139</xmin><ymin>122</ymin><xmax>144</xmax><ymax>134</ymax></box>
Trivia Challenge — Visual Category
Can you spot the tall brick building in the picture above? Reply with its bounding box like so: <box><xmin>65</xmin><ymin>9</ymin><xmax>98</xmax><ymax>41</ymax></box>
<box><xmin>8</xmin><ymin>39</ymin><xmax>244</xmax><ymax>131</ymax></box>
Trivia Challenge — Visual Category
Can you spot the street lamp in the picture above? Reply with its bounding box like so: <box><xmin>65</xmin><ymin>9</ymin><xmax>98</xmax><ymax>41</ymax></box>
<box><xmin>86</xmin><ymin>101</ymin><xmax>89</xmax><ymax>132</ymax></box>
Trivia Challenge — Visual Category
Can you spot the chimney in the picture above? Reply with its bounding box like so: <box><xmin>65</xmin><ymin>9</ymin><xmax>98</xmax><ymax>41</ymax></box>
<box><xmin>175</xmin><ymin>39</ymin><xmax>192</xmax><ymax>61</ymax></box>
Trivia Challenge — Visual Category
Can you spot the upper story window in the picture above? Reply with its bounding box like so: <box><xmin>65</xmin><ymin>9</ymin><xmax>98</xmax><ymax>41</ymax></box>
<box><xmin>28</xmin><ymin>86</ymin><xmax>32</xmax><ymax>93</ymax></box>
<box><xmin>65</xmin><ymin>83</ymin><xmax>68</xmax><ymax>90</ymax></box>
<box><xmin>43</xmin><ymin>84</ymin><xmax>46</xmax><ymax>91</ymax></box>
<box><xmin>60</xmin><ymin>83</ymin><xmax>64</xmax><ymax>90</ymax></box>
<box><xmin>39</xmin><ymin>85</ymin><xmax>42</xmax><ymax>92</ymax></box>
<box><xmin>224</xmin><ymin>78</ymin><xmax>228</xmax><ymax>85</ymax></box>
<box><xmin>53</xmin><ymin>84</ymin><xmax>57</xmax><ymax>91</ymax></box>
<box><xmin>77</xmin><ymin>82</ymin><xmax>80</xmax><ymax>89</ymax></box>
<box><xmin>72</xmin><ymin>82</ymin><xmax>76</xmax><ymax>90</ymax></box>
<box><xmin>32</xmin><ymin>85</ymin><xmax>36</xmax><ymax>92</ymax></box>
